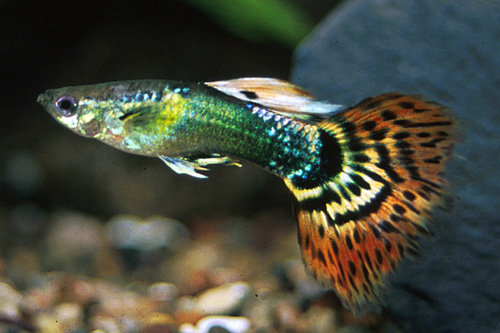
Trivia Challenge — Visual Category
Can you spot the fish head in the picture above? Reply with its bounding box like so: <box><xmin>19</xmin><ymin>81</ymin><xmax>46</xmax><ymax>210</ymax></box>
<box><xmin>37</xmin><ymin>84</ymin><xmax>112</xmax><ymax>139</ymax></box>
<box><xmin>38</xmin><ymin>80</ymin><xmax>187</xmax><ymax>156</ymax></box>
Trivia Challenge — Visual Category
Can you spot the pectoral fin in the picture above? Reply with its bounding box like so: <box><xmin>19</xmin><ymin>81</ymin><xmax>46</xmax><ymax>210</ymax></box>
<box><xmin>158</xmin><ymin>154</ymin><xmax>241</xmax><ymax>179</ymax></box>
<box><xmin>159</xmin><ymin>156</ymin><xmax>209</xmax><ymax>179</ymax></box>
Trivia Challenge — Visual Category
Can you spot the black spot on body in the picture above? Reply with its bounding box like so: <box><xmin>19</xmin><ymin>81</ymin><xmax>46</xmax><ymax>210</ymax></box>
<box><xmin>370</xmin><ymin>129</ymin><xmax>388</xmax><ymax>141</ymax></box>
<box><xmin>420</xmin><ymin>142</ymin><xmax>437</xmax><ymax>148</ymax></box>
<box><xmin>328</xmin><ymin>249</ymin><xmax>335</xmax><ymax>264</ymax></box>
<box><xmin>398</xmin><ymin>102</ymin><xmax>415</xmax><ymax>109</ymax></box>
<box><xmin>413</xmin><ymin>108</ymin><xmax>429</xmax><ymax>113</ymax></box>
<box><xmin>349</xmin><ymin>275</ymin><xmax>358</xmax><ymax>292</ymax></box>
<box><xmin>369</xmin><ymin>224</ymin><xmax>382</xmax><ymax>239</ymax></box>
<box><xmin>393</xmin><ymin>204</ymin><xmax>406</xmax><ymax>215</ymax></box>
<box><xmin>396</xmin><ymin>141</ymin><xmax>411</xmax><ymax>149</ymax></box>
<box><xmin>331</xmin><ymin>239</ymin><xmax>339</xmax><ymax>256</ymax></box>
<box><xmin>318</xmin><ymin>225</ymin><xmax>325</xmax><ymax>238</ymax></box>
<box><xmin>418</xmin><ymin>190</ymin><xmax>430</xmax><ymax>201</ymax></box>
<box><xmin>405</xmin><ymin>202</ymin><xmax>420</xmax><ymax>214</ymax></box>
<box><xmin>351</xmin><ymin>174</ymin><xmax>370</xmax><ymax>190</ymax></box>
<box><xmin>338</xmin><ymin>260</ymin><xmax>346</xmax><ymax>278</ymax></box>
<box><xmin>347</xmin><ymin>183</ymin><xmax>361</xmax><ymax>196</ymax></box>
<box><xmin>305</xmin><ymin>233</ymin><xmax>310</xmax><ymax>249</ymax></box>
<box><xmin>424</xmin><ymin>156</ymin><xmax>442</xmax><ymax>164</ymax></box>
<box><xmin>379</xmin><ymin>220</ymin><xmax>400</xmax><ymax>233</ymax></box>
<box><xmin>421</xmin><ymin>183</ymin><xmax>440</xmax><ymax>193</ymax></box>
<box><xmin>384</xmin><ymin>238</ymin><xmax>392</xmax><ymax>252</ymax></box>
<box><xmin>363</xmin><ymin>283</ymin><xmax>370</xmax><ymax>294</ymax></box>
<box><xmin>311</xmin><ymin>246</ymin><xmax>317</xmax><ymax>259</ymax></box>
<box><xmin>417</xmin><ymin>132</ymin><xmax>431</xmax><ymax>138</ymax></box>
<box><xmin>353</xmin><ymin>229</ymin><xmax>361</xmax><ymax>243</ymax></box>
<box><xmin>393</xmin><ymin>131</ymin><xmax>411</xmax><ymax>140</ymax></box>
<box><xmin>345</xmin><ymin>234</ymin><xmax>353</xmax><ymax>250</ymax></box>
<box><xmin>353</xmin><ymin>154</ymin><xmax>370</xmax><ymax>163</ymax></box>
<box><xmin>398</xmin><ymin>244</ymin><xmax>405</xmax><ymax>257</ymax></box>
<box><xmin>339</xmin><ymin>186</ymin><xmax>351</xmax><ymax>201</ymax></box>
<box><xmin>364</xmin><ymin>252</ymin><xmax>374</xmax><ymax>272</ymax></box>
<box><xmin>403</xmin><ymin>191</ymin><xmax>416</xmax><ymax>201</ymax></box>
<box><xmin>375</xmin><ymin>249</ymin><xmax>383</xmax><ymax>264</ymax></box>
<box><xmin>240</xmin><ymin>90</ymin><xmax>258</xmax><ymax>99</ymax></box>
<box><xmin>348</xmin><ymin>139</ymin><xmax>366</xmax><ymax>152</ymax></box>
<box><xmin>390</xmin><ymin>214</ymin><xmax>402</xmax><ymax>222</ymax></box>
<box><xmin>382</xmin><ymin>110</ymin><xmax>397</xmax><ymax>121</ymax></box>
<box><xmin>393</xmin><ymin>119</ymin><xmax>412</xmax><ymax>126</ymax></box>
<box><xmin>348</xmin><ymin>261</ymin><xmax>357</xmax><ymax>275</ymax></box>
<box><xmin>341</xmin><ymin>120</ymin><xmax>356</xmax><ymax>133</ymax></box>
<box><xmin>407</xmin><ymin>121</ymin><xmax>452</xmax><ymax>128</ymax></box>
<box><xmin>318</xmin><ymin>249</ymin><xmax>327</xmax><ymax>265</ymax></box>
<box><xmin>412</xmin><ymin>222</ymin><xmax>430</xmax><ymax>235</ymax></box>
<box><xmin>363</xmin><ymin>121</ymin><xmax>377</xmax><ymax>131</ymax></box>
<box><xmin>325</xmin><ymin>189</ymin><xmax>342</xmax><ymax>204</ymax></box>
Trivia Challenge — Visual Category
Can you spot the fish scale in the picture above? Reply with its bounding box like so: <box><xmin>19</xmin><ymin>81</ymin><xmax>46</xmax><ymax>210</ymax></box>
<box><xmin>38</xmin><ymin>78</ymin><xmax>455</xmax><ymax>315</ymax></box>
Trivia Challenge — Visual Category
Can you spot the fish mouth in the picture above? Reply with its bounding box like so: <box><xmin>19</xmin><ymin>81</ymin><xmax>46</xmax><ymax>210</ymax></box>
<box><xmin>36</xmin><ymin>93</ymin><xmax>46</xmax><ymax>104</ymax></box>
<box><xmin>37</xmin><ymin>90</ymin><xmax>53</xmax><ymax>107</ymax></box>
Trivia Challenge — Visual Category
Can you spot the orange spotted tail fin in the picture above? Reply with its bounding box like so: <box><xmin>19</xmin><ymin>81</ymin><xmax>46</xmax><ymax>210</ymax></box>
<box><xmin>284</xmin><ymin>93</ymin><xmax>455</xmax><ymax>314</ymax></box>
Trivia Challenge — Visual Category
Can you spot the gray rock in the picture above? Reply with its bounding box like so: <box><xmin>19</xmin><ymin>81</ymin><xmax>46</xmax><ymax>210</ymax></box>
<box><xmin>292</xmin><ymin>0</ymin><xmax>500</xmax><ymax>332</ymax></box>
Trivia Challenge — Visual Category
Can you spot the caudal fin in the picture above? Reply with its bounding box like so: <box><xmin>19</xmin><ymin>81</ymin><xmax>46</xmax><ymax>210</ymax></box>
<box><xmin>284</xmin><ymin>93</ymin><xmax>455</xmax><ymax>314</ymax></box>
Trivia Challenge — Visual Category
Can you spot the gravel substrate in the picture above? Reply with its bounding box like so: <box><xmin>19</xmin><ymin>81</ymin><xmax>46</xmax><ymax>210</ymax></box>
<box><xmin>0</xmin><ymin>210</ymin><xmax>404</xmax><ymax>332</ymax></box>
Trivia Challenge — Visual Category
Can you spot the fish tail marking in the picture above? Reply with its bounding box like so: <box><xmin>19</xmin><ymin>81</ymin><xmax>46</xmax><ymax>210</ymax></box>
<box><xmin>284</xmin><ymin>93</ymin><xmax>455</xmax><ymax>314</ymax></box>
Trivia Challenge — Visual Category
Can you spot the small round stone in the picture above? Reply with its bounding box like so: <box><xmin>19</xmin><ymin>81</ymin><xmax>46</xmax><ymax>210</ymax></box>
<box><xmin>194</xmin><ymin>282</ymin><xmax>251</xmax><ymax>315</ymax></box>
<box><xmin>196</xmin><ymin>315</ymin><xmax>251</xmax><ymax>333</ymax></box>
<box><xmin>148</xmin><ymin>282</ymin><xmax>178</xmax><ymax>302</ymax></box>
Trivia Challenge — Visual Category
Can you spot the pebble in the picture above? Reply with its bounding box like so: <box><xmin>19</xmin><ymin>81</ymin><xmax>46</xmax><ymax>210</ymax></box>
<box><xmin>194</xmin><ymin>282</ymin><xmax>251</xmax><ymax>315</ymax></box>
<box><xmin>141</xmin><ymin>312</ymin><xmax>178</xmax><ymax>332</ymax></box>
<box><xmin>242</xmin><ymin>293</ymin><xmax>299</xmax><ymax>331</ymax></box>
<box><xmin>302</xmin><ymin>305</ymin><xmax>340</xmax><ymax>333</ymax></box>
<box><xmin>45</xmin><ymin>211</ymin><xmax>106</xmax><ymax>271</ymax></box>
<box><xmin>90</xmin><ymin>315</ymin><xmax>123</xmax><ymax>332</ymax></box>
<box><xmin>275</xmin><ymin>299</ymin><xmax>302</xmax><ymax>330</ymax></box>
<box><xmin>161</xmin><ymin>241</ymin><xmax>225</xmax><ymax>293</ymax></box>
<box><xmin>281</xmin><ymin>259</ymin><xmax>323</xmax><ymax>296</ymax></box>
<box><xmin>148</xmin><ymin>282</ymin><xmax>178</xmax><ymax>302</ymax></box>
<box><xmin>0</xmin><ymin>282</ymin><xmax>22</xmax><ymax>320</ymax></box>
<box><xmin>107</xmin><ymin>215</ymin><xmax>190</xmax><ymax>251</ymax></box>
<box><xmin>35</xmin><ymin>313</ymin><xmax>64</xmax><ymax>333</ymax></box>
<box><xmin>53</xmin><ymin>302</ymin><xmax>83</xmax><ymax>329</ymax></box>
<box><xmin>193</xmin><ymin>316</ymin><xmax>251</xmax><ymax>333</ymax></box>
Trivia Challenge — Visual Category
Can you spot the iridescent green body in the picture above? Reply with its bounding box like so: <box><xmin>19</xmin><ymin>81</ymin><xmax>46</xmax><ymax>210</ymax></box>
<box><xmin>38</xmin><ymin>80</ymin><xmax>323</xmax><ymax>182</ymax></box>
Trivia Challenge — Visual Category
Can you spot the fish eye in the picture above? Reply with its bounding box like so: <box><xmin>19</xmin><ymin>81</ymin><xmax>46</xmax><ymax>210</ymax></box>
<box><xmin>56</xmin><ymin>96</ymin><xmax>78</xmax><ymax>116</ymax></box>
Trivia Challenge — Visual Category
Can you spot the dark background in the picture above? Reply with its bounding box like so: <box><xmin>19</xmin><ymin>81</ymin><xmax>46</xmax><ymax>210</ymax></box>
<box><xmin>0</xmin><ymin>0</ymin><xmax>338</xmax><ymax>230</ymax></box>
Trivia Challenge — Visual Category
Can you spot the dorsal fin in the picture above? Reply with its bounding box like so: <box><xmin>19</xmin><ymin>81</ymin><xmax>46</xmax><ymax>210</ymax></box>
<box><xmin>206</xmin><ymin>78</ymin><xmax>345</xmax><ymax>120</ymax></box>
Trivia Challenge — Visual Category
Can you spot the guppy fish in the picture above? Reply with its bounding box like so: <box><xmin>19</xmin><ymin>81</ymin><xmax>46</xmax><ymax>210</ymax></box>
<box><xmin>38</xmin><ymin>78</ymin><xmax>455</xmax><ymax>314</ymax></box>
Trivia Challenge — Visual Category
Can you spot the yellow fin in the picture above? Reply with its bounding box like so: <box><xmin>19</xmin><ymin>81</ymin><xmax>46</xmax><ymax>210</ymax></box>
<box><xmin>206</xmin><ymin>78</ymin><xmax>345</xmax><ymax>120</ymax></box>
